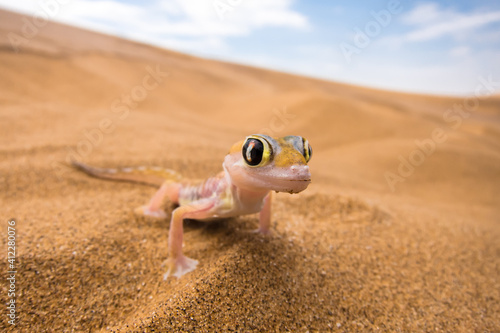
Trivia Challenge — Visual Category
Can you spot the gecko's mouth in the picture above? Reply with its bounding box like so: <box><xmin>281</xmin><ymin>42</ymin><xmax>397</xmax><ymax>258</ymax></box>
<box><xmin>269</xmin><ymin>177</ymin><xmax>311</xmax><ymax>193</ymax></box>
<box><xmin>279</xmin><ymin>173</ymin><xmax>311</xmax><ymax>183</ymax></box>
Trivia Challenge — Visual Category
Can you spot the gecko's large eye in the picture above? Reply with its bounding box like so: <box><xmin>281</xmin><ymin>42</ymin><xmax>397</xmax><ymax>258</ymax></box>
<box><xmin>242</xmin><ymin>137</ymin><xmax>272</xmax><ymax>167</ymax></box>
<box><xmin>302</xmin><ymin>138</ymin><xmax>312</xmax><ymax>163</ymax></box>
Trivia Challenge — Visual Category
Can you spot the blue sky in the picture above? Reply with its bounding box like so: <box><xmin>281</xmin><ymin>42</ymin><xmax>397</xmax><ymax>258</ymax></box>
<box><xmin>1</xmin><ymin>0</ymin><xmax>500</xmax><ymax>96</ymax></box>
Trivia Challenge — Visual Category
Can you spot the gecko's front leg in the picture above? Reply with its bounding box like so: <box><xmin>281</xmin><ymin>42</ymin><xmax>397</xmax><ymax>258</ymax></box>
<box><xmin>257</xmin><ymin>192</ymin><xmax>272</xmax><ymax>234</ymax></box>
<box><xmin>163</xmin><ymin>199</ymin><xmax>215</xmax><ymax>279</ymax></box>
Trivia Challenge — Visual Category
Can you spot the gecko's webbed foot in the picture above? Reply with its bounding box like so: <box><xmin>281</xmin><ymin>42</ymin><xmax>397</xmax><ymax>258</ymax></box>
<box><xmin>247</xmin><ymin>227</ymin><xmax>273</xmax><ymax>235</ymax></box>
<box><xmin>255</xmin><ymin>228</ymin><xmax>272</xmax><ymax>235</ymax></box>
<box><xmin>134</xmin><ymin>205</ymin><xmax>167</xmax><ymax>219</ymax></box>
<box><xmin>163</xmin><ymin>255</ymin><xmax>199</xmax><ymax>279</ymax></box>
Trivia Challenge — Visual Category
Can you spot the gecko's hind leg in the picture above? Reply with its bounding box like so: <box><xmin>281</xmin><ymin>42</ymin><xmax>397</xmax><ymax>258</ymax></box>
<box><xmin>135</xmin><ymin>182</ymin><xmax>180</xmax><ymax>219</ymax></box>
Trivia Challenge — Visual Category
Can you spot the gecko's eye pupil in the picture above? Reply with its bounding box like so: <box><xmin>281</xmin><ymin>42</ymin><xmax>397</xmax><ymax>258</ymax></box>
<box><xmin>243</xmin><ymin>138</ymin><xmax>264</xmax><ymax>166</ymax></box>
<box><xmin>303</xmin><ymin>138</ymin><xmax>312</xmax><ymax>163</ymax></box>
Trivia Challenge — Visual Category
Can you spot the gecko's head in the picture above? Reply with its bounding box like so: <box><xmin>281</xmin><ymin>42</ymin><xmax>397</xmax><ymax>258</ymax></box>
<box><xmin>223</xmin><ymin>134</ymin><xmax>312</xmax><ymax>194</ymax></box>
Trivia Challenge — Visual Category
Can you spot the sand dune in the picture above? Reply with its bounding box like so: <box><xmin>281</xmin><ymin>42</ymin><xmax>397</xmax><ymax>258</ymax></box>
<box><xmin>1</xmin><ymin>9</ymin><xmax>499</xmax><ymax>332</ymax></box>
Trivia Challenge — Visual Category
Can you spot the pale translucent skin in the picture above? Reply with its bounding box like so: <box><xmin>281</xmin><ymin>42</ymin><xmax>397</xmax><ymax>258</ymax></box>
<box><xmin>72</xmin><ymin>134</ymin><xmax>312</xmax><ymax>279</ymax></box>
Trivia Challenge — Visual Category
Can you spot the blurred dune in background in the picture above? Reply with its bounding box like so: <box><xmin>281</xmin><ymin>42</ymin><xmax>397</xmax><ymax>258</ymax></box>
<box><xmin>1</xmin><ymin>9</ymin><xmax>499</xmax><ymax>332</ymax></box>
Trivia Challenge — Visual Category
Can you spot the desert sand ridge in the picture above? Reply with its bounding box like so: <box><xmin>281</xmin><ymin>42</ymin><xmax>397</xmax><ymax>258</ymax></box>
<box><xmin>0</xmin><ymin>8</ymin><xmax>499</xmax><ymax>332</ymax></box>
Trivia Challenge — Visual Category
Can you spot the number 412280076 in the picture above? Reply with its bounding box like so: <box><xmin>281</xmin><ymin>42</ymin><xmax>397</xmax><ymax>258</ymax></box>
<box><xmin>8</xmin><ymin>220</ymin><xmax>16</xmax><ymax>268</ymax></box>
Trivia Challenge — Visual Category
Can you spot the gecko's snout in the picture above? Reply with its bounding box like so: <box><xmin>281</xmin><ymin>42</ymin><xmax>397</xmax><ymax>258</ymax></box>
<box><xmin>290</xmin><ymin>165</ymin><xmax>311</xmax><ymax>181</ymax></box>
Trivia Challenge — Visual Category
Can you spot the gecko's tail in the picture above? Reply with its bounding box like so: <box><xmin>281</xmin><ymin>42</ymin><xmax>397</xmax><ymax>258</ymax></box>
<box><xmin>71</xmin><ymin>160</ymin><xmax>183</xmax><ymax>187</ymax></box>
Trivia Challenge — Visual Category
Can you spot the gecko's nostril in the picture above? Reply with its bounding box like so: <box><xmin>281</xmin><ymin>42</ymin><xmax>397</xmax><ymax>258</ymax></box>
<box><xmin>292</xmin><ymin>165</ymin><xmax>311</xmax><ymax>179</ymax></box>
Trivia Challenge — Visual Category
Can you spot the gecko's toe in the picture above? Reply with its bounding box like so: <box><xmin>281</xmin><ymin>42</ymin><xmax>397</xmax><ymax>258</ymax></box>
<box><xmin>134</xmin><ymin>205</ymin><xmax>167</xmax><ymax>219</ymax></box>
<box><xmin>248</xmin><ymin>227</ymin><xmax>273</xmax><ymax>236</ymax></box>
<box><xmin>163</xmin><ymin>255</ymin><xmax>198</xmax><ymax>279</ymax></box>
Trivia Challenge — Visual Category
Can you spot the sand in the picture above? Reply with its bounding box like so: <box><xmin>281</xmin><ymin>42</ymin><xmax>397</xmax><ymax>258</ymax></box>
<box><xmin>1</xmin><ymin>8</ymin><xmax>499</xmax><ymax>332</ymax></box>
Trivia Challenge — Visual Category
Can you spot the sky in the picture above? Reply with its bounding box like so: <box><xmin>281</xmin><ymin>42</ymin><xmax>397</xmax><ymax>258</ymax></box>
<box><xmin>1</xmin><ymin>0</ymin><xmax>500</xmax><ymax>96</ymax></box>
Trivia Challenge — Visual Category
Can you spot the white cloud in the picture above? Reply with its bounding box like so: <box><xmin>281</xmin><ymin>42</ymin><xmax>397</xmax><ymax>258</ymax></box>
<box><xmin>450</xmin><ymin>46</ymin><xmax>470</xmax><ymax>57</ymax></box>
<box><xmin>398</xmin><ymin>2</ymin><xmax>500</xmax><ymax>42</ymax></box>
<box><xmin>406</xmin><ymin>12</ymin><xmax>500</xmax><ymax>42</ymax></box>
<box><xmin>0</xmin><ymin>0</ymin><xmax>308</xmax><ymax>53</ymax></box>
<box><xmin>400</xmin><ymin>3</ymin><xmax>450</xmax><ymax>25</ymax></box>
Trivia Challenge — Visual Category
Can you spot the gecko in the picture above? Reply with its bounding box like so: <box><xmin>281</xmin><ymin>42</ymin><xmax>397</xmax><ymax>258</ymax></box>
<box><xmin>72</xmin><ymin>134</ymin><xmax>312</xmax><ymax>279</ymax></box>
